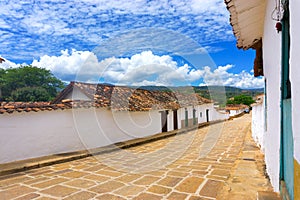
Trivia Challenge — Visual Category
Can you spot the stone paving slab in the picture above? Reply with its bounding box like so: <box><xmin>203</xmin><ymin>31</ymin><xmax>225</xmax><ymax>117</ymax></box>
<box><xmin>0</xmin><ymin>115</ymin><xmax>275</xmax><ymax>199</ymax></box>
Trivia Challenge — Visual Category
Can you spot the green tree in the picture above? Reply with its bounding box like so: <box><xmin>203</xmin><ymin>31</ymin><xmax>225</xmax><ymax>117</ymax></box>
<box><xmin>0</xmin><ymin>68</ymin><xmax>6</xmax><ymax>100</ymax></box>
<box><xmin>226</xmin><ymin>94</ymin><xmax>255</xmax><ymax>106</ymax></box>
<box><xmin>1</xmin><ymin>65</ymin><xmax>64</xmax><ymax>101</ymax></box>
<box><xmin>226</xmin><ymin>99</ymin><xmax>234</xmax><ymax>105</ymax></box>
<box><xmin>11</xmin><ymin>87</ymin><xmax>51</xmax><ymax>102</ymax></box>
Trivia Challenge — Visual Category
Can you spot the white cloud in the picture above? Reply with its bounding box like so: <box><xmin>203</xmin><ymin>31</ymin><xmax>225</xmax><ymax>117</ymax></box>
<box><xmin>80</xmin><ymin>0</ymin><xmax>227</xmax><ymax>16</ymax></box>
<box><xmin>0</xmin><ymin>0</ymin><xmax>232</xmax><ymax>62</ymax></box>
<box><xmin>27</xmin><ymin>50</ymin><xmax>264</xmax><ymax>89</ymax></box>
<box><xmin>28</xmin><ymin>50</ymin><xmax>203</xmax><ymax>85</ymax></box>
<box><xmin>83</xmin><ymin>51</ymin><xmax>203</xmax><ymax>85</ymax></box>
<box><xmin>201</xmin><ymin>64</ymin><xmax>264</xmax><ymax>88</ymax></box>
<box><xmin>31</xmin><ymin>49</ymin><xmax>100</xmax><ymax>80</ymax></box>
<box><xmin>1</xmin><ymin>50</ymin><xmax>264</xmax><ymax>89</ymax></box>
<box><xmin>0</xmin><ymin>57</ymin><xmax>20</xmax><ymax>69</ymax></box>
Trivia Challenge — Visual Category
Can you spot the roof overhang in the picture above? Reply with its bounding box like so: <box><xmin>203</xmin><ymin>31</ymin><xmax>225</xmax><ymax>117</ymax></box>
<box><xmin>225</xmin><ymin>0</ymin><xmax>267</xmax><ymax>50</ymax></box>
<box><xmin>225</xmin><ymin>0</ymin><xmax>266</xmax><ymax>76</ymax></box>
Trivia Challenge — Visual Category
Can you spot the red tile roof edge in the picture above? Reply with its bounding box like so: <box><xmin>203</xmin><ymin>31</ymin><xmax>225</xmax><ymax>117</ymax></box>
<box><xmin>1</xmin><ymin>82</ymin><xmax>213</xmax><ymax>114</ymax></box>
<box><xmin>225</xmin><ymin>104</ymin><xmax>249</xmax><ymax>110</ymax></box>
<box><xmin>0</xmin><ymin>102</ymin><xmax>70</xmax><ymax>114</ymax></box>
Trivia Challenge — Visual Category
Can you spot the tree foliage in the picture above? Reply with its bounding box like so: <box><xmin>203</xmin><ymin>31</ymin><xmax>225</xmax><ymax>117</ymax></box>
<box><xmin>0</xmin><ymin>65</ymin><xmax>64</xmax><ymax>102</ymax></box>
<box><xmin>11</xmin><ymin>87</ymin><xmax>51</xmax><ymax>102</ymax></box>
<box><xmin>226</xmin><ymin>94</ymin><xmax>255</xmax><ymax>106</ymax></box>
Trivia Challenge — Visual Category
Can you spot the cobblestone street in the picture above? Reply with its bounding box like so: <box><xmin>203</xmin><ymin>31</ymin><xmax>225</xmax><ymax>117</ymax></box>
<box><xmin>0</xmin><ymin>114</ymin><xmax>274</xmax><ymax>199</ymax></box>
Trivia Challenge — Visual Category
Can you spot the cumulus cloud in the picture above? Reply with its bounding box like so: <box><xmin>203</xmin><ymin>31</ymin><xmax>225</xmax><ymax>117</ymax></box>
<box><xmin>201</xmin><ymin>64</ymin><xmax>264</xmax><ymax>89</ymax></box>
<box><xmin>24</xmin><ymin>50</ymin><xmax>264</xmax><ymax>89</ymax></box>
<box><xmin>0</xmin><ymin>57</ymin><xmax>20</xmax><ymax>69</ymax></box>
<box><xmin>31</xmin><ymin>49</ymin><xmax>97</xmax><ymax>79</ymax></box>
<box><xmin>30</xmin><ymin>50</ymin><xmax>203</xmax><ymax>85</ymax></box>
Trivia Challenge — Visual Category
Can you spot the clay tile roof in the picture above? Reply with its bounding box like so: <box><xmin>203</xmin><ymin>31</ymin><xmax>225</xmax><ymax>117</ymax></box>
<box><xmin>225</xmin><ymin>104</ymin><xmax>249</xmax><ymax>110</ymax></box>
<box><xmin>0</xmin><ymin>82</ymin><xmax>212</xmax><ymax>114</ymax></box>
<box><xmin>53</xmin><ymin>82</ymin><xmax>212</xmax><ymax>112</ymax></box>
<box><xmin>0</xmin><ymin>102</ymin><xmax>66</xmax><ymax>114</ymax></box>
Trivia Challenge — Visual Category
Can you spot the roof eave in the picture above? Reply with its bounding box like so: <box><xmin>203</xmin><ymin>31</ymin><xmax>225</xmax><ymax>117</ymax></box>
<box><xmin>224</xmin><ymin>0</ymin><xmax>267</xmax><ymax>49</ymax></box>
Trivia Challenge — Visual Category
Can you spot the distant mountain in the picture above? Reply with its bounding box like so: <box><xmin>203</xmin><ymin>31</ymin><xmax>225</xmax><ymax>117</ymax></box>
<box><xmin>133</xmin><ymin>85</ymin><xmax>173</xmax><ymax>92</ymax></box>
<box><xmin>192</xmin><ymin>86</ymin><xmax>263</xmax><ymax>106</ymax></box>
<box><xmin>193</xmin><ymin>86</ymin><xmax>263</xmax><ymax>97</ymax></box>
<box><xmin>131</xmin><ymin>85</ymin><xmax>263</xmax><ymax>95</ymax></box>
<box><xmin>129</xmin><ymin>85</ymin><xmax>264</xmax><ymax>106</ymax></box>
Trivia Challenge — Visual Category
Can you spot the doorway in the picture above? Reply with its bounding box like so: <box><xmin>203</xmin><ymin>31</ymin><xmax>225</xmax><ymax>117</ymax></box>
<box><xmin>280</xmin><ymin>2</ymin><xmax>294</xmax><ymax>199</ymax></box>
<box><xmin>160</xmin><ymin>110</ymin><xmax>168</xmax><ymax>133</ymax></box>
<box><xmin>206</xmin><ymin>109</ymin><xmax>209</xmax><ymax>122</ymax></box>
<box><xmin>173</xmin><ymin>110</ymin><xmax>178</xmax><ymax>130</ymax></box>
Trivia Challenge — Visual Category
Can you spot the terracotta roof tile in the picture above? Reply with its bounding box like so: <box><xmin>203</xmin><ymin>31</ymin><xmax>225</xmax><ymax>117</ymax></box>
<box><xmin>72</xmin><ymin>82</ymin><xmax>212</xmax><ymax>111</ymax></box>
<box><xmin>0</xmin><ymin>102</ymin><xmax>66</xmax><ymax>114</ymax></box>
<box><xmin>0</xmin><ymin>82</ymin><xmax>213</xmax><ymax>114</ymax></box>
<box><xmin>225</xmin><ymin>104</ymin><xmax>249</xmax><ymax>110</ymax></box>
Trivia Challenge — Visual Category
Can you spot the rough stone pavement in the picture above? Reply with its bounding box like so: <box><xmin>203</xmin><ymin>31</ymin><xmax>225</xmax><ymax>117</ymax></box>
<box><xmin>0</xmin><ymin>114</ymin><xmax>274</xmax><ymax>199</ymax></box>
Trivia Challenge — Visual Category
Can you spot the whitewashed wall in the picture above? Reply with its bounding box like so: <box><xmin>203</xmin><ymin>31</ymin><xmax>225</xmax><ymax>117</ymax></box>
<box><xmin>66</xmin><ymin>87</ymin><xmax>90</xmax><ymax>100</ymax></box>
<box><xmin>228</xmin><ymin>109</ymin><xmax>244</xmax><ymax>117</ymax></box>
<box><xmin>0</xmin><ymin>108</ymin><xmax>161</xmax><ymax>164</ymax></box>
<box><xmin>261</xmin><ymin>0</ymin><xmax>282</xmax><ymax>191</ymax></box>
<box><xmin>0</xmin><ymin>104</ymin><xmax>228</xmax><ymax>164</ymax></box>
<box><xmin>196</xmin><ymin>104</ymin><xmax>209</xmax><ymax>123</ymax></box>
<box><xmin>167</xmin><ymin>110</ymin><xmax>174</xmax><ymax>131</ymax></box>
<box><xmin>177</xmin><ymin>103</ymin><xmax>229</xmax><ymax>126</ymax></box>
<box><xmin>289</xmin><ymin>0</ymin><xmax>300</xmax><ymax>164</ymax></box>
<box><xmin>251</xmin><ymin>102</ymin><xmax>265</xmax><ymax>151</ymax></box>
<box><xmin>0</xmin><ymin>110</ymin><xmax>83</xmax><ymax>164</ymax></box>
<box><xmin>205</xmin><ymin>104</ymin><xmax>229</xmax><ymax>122</ymax></box>
<box><xmin>228</xmin><ymin>110</ymin><xmax>236</xmax><ymax>117</ymax></box>
<box><xmin>73</xmin><ymin>108</ymin><xmax>161</xmax><ymax>150</ymax></box>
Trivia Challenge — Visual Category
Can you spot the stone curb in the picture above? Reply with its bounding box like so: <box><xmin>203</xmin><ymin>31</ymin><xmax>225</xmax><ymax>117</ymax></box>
<box><xmin>0</xmin><ymin>120</ymin><xmax>226</xmax><ymax>177</ymax></box>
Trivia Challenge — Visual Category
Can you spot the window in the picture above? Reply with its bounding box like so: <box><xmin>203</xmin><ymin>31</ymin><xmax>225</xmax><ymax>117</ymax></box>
<box><xmin>200</xmin><ymin>112</ymin><xmax>202</xmax><ymax>118</ymax></box>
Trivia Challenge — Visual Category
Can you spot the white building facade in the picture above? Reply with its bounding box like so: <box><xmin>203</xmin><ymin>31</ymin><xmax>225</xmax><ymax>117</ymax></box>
<box><xmin>226</xmin><ymin>0</ymin><xmax>300</xmax><ymax>199</ymax></box>
<box><xmin>0</xmin><ymin>83</ymin><xmax>229</xmax><ymax>164</ymax></box>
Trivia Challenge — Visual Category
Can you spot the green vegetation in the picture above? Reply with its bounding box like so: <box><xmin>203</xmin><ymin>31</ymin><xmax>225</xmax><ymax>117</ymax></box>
<box><xmin>226</xmin><ymin>94</ymin><xmax>255</xmax><ymax>106</ymax></box>
<box><xmin>0</xmin><ymin>65</ymin><xmax>64</xmax><ymax>102</ymax></box>
<box><xmin>192</xmin><ymin>86</ymin><xmax>262</xmax><ymax>106</ymax></box>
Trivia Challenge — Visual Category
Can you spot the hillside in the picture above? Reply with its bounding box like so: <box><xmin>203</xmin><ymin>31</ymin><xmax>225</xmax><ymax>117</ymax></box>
<box><xmin>192</xmin><ymin>86</ymin><xmax>263</xmax><ymax>104</ymax></box>
<box><xmin>134</xmin><ymin>85</ymin><xmax>264</xmax><ymax>106</ymax></box>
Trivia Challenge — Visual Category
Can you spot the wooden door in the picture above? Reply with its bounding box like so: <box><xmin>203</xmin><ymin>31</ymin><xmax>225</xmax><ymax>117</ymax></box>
<box><xmin>173</xmin><ymin>110</ymin><xmax>178</xmax><ymax>130</ymax></box>
<box><xmin>160</xmin><ymin>110</ymin><xmax>168</xmax><ymax>132</ymax></box>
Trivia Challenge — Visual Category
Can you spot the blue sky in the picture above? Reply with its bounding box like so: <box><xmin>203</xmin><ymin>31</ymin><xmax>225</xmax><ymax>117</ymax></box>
<box><xmin>0</xmin><ymin>0</ymin><xmax>263</xmax><ymax>88</ymax></box>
